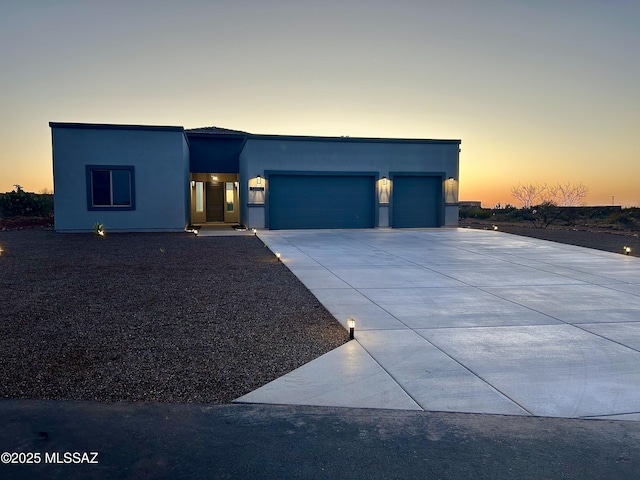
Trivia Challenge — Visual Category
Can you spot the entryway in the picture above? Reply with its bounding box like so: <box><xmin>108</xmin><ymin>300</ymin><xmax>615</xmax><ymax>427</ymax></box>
<box><xmin>190</xmin><ymin>173</ymin><xmax>239</xmax><ymax>225</ymax></box>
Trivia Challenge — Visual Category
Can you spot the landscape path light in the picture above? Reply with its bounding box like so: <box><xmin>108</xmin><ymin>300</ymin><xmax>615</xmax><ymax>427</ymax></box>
<box><xmin>275</xmin><ymin>252</ymin><xmax>281</xmax><ymax>261</ymax></box>
<box><xmin>348</xmin><ymin>318</ymin><xmax>355</xmax><ymax>340</ymax></box>
<box><xmin>624</xmin><ymin>245</ymin><xmax>632</xmax><ymax>255</ymax></box>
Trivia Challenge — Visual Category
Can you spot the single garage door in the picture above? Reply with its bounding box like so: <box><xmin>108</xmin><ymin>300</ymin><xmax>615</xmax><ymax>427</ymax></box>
<box><xmin>392</xmin><ymin>176</ymin><xmax>442</xmax><ymax>228</ymax></box>
<box><xmin>269</xmin><ymin>174</ymin><xmax>375</xmax><ymax>229</ymax></box>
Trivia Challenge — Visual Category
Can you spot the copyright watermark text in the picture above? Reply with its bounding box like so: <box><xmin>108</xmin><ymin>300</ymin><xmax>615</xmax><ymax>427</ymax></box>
<box><xmin>1</xmin><ymin>451</ymin><xmax>99</xmax><ymax>464</ymax></box>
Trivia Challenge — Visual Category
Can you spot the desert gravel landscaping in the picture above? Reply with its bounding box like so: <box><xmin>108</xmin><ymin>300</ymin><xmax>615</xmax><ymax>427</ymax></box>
<box><xmin>0</xmin><ymin>228</ymin><xmax>348</xmax><ymax>403</ymax></box>
<box><xmin>2</xmin><ymin>224</ymin><xmax>638</xmax><ymax>406</ymax></box>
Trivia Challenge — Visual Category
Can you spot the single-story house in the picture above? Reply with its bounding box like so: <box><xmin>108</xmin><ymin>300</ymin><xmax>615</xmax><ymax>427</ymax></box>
<box><xmin>49</xmin><ymin>122</ymin><xmax>460</xmax><ymax>232</ymax></box>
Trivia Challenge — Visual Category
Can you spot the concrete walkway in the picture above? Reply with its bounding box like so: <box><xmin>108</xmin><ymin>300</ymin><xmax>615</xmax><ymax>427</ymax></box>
<box><xmin>237</xmin><ymin>228</ymin><xmax>640</xmax><ymax>420</ymax></box>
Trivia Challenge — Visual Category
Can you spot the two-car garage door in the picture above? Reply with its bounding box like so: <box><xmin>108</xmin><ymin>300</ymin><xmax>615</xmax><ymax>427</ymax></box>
<box><xmin>267</xmin><ymin>173</ymin><xmax>442</xmax><ymax>229</ymax></box>
<box><xmin>269</xmin><ymin>174</ymin><xmax>375</xmax><ymax>229</ymax></box>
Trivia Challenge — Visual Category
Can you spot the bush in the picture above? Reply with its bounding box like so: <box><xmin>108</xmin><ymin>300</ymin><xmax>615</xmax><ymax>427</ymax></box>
<box><xmin>459</xmin><ymin>207</ymin><xmax>492</xmax><ymax>219</ymax></box>
<box><xmin>0</xmin><ymin>189</ymin><xmax>53</xmax><ymax>217</ymax></box>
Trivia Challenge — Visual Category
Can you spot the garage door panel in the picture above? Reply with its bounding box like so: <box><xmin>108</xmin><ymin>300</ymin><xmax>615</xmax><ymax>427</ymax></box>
<box><xmin>392</xmin><ymin>176</ymin><xmax>442</xmax><ymax>228</ymax></box>
<box><xmin>269</xmin><ymin>175</ymin><xmax>375</xmax><ymax>229</ymax></box>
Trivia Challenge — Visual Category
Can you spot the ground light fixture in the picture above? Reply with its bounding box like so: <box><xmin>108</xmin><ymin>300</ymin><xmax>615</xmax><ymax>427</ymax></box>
<box><xmin>275</xmin><ymin>252</ymin><xmax>281</xmax><ymax>261</ymax></box>
<box><xmin>347</xmin><ymin>318</ymin><xmax>355</xmax><ymax>340</ymax></box>
<box><xmin>252</xmin><ymin>228</ymin><xmax>257</xmax><ymax>235</ymax></box>
<box><xmin>0</xmin><ymin>246</ymin><xmax>4</xmax><ymax>256</ymax></box>
<box><xmin>624</xmin><ymin>245</ymin><xmax>632</xmax><ymax>255</ymax></box>
<box><xmin>493</xmin><ymin>225</ymin><xmax>499</xmax><ymax>231</ymax></box>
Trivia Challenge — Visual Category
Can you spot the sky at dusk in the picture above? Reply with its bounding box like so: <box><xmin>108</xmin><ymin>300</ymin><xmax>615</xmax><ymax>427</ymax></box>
<box><xmin>1</xmin><ymin>0</ymin><xmax>638</xmax><ymax>207</ymax></box>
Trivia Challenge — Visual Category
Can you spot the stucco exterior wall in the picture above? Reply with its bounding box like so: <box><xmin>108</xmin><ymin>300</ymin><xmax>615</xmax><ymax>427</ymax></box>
<box><xmin>51</xmin><ymin>125</ymin><xmax>189</xmax><ymax>232</ymax></box>
<box><xmin>239</xmin><ymin>136</ymin><xmax>460</xmax><ymax>228</ymax></box>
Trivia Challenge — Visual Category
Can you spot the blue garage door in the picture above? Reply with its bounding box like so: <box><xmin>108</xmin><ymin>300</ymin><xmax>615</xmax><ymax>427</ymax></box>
<box><xmin>269</xmin><ymin>175</ymin><xmax>375</xmax><ymax>229</ymax></box>
<box><xmin>392</xmin><ymin>176</ymin><xmax>442</xmax><ymax>228</ymax></box>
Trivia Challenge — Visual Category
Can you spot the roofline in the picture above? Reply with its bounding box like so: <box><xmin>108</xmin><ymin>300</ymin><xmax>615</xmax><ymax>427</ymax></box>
<box><xmin>49</xmin><ymin>122</ymin><xmax>185</xmax><ymax>133</ymax></box>
<box><xmin>246</xmin><ymin>133</ymin><xmax>461</xmax><ymax>145</ymax></box>
<box><xmin>49</xmin><ymin>122</ymin><xmax>460</xmax><ymax>144</ymax></box>
<box><xmin>186</xmin><ymin>131</ymin><xmax>247</xmax><ymax>139</ymax></box>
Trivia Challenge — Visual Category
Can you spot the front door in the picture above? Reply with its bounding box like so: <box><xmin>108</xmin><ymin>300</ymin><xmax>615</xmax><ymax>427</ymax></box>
<box><xmin>206</xmin><ymin>182</ymin><xmax>224</xmax><ymax>222</ymax></box>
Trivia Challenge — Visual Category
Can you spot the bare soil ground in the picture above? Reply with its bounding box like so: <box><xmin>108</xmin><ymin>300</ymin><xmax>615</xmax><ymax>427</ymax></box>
<box><xmin>460</xmin><ymin>218</ymin><xmax>640</xmax><ymax>257</ymax></box>
<box><xmin>0</xmin><ymin>228</ymin><xmax>348</xmax><ymax>403</ymax></box>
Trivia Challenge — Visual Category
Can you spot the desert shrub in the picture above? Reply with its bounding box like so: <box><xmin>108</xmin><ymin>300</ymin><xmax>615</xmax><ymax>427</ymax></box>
<box><xmin>607</xmin><ymin>211</ymin><xmax>635</xmax><ymax>227</ymax></box>
<box><xmin>459</xmin><ymin>207</ymin><xmax>491</xmax><ymax>219</ymax></box>
<box><xmin>0</xmin><ymin>189</ymin><xmax>53</xmax><ymax>217</ymax></box>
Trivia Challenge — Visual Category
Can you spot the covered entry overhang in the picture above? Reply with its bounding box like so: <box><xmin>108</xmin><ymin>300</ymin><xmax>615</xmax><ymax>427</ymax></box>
<box><xmin>186</xmin><ymin>129</ymin><xmax>246</xmax><ymax>226</ymax></box>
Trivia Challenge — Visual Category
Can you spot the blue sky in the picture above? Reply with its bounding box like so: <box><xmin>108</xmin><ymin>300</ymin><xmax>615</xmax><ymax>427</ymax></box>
<box><xmin>1</xmin><ymin>0</ymin><xmax>638</xmax><ymax>206</ymax></box>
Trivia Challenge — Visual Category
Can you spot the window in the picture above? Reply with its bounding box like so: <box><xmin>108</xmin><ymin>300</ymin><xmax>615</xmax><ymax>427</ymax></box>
<box><xmin>86</xmin><ymin>166</ymin><xmax>135</xmax><ymax>210</ymax></box>
<box><xmin>226</xmin><ymin>182</ymin><xmax>234</xmax><ymax>212</ymax></box>
<box><xmin>195</xmin><ymin>181</ymin><xmax>204</xmax><ymax>213</ymax></box>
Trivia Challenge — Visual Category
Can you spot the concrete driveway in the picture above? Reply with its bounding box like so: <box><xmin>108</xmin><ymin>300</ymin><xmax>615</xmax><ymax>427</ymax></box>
<box><xmin>237</xmin><ymin>228</ymin><xmax>640</xmax><ymax>420</ymax></box>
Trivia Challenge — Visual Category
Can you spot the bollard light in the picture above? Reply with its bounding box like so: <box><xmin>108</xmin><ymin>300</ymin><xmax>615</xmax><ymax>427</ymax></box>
<box><xmin>493</xmin><ymin>225</ymin><xmax>499</xmax><ymax>231</ymax></box>
<box><xmin>252</xmin><ymin>228</ymin><xmax>257</xmax><ymax>235</ymax></box>
<box><xmin>624</xmin><ymin>245</ymin><xmax>632</xmax><ymax>255</ymax></box>
<box><xmin>275</xmin><ymin>252</ymin><xmax>281</xmax><ymax>261</ymax></box>
<box><xmin>347</xmin><ymin>318</ymin><xmax>355</xmax><ymax>340</ymax></box>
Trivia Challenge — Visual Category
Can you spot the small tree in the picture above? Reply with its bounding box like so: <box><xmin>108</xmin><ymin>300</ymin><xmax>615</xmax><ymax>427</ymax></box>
<box><xmin>511</xmin><ymin>183</ymin><xmax>548</xmax><ymax>208</ymax></box>
<box><xmin>527</xmin><ymin>201</ymin><xmax>563</xmax><ymax>229</ymax></box>
<box><xmin>548</xmin><ymin>182</ymin><xmax>589</xmax><ymax>206</ymax></box>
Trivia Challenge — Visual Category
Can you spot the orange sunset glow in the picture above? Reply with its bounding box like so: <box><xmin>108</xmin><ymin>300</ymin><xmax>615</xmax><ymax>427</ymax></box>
<box><xmin>1</xmin><ymin>1</ymin><xmax>639</xmax><ymax>207</ymax></box>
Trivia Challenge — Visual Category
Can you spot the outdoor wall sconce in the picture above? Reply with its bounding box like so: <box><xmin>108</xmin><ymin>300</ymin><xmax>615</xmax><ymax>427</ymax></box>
<box><xmin>348</xmin><ymin>318</ymin><xmax>355</xmax><ymax>340</ymax></box>
<box><xmin>624</xmin><ymin>245</ymin><xmax>632</xmax><ymax>255</ymax></box>
<box><xmin>190</xmin><ymin>180</ymin><xmax>195</xmax><ymax>188</ymax></box>
<box><xmin>234</xmin><ymin>181</ymin><xmax>239</xmax><ymax>188</ymax></box>
<box><xmin>275</xmin><ymin>252</ymin><xmax>281</xmax><ymax>261</ymax></box>
<box><xmin>382</xmin><ymin>177</ymin><xmax>387</xmax><ymax>186</ymax></box>
<box><xmin>256</xmin><ymin>175</ymin><xmax>262</xmax><ymax>185</ymax></box>
<box><xmin>448</xmin><ymin>177</ymin><xmax>455</xmax><ymax>186</ymax></box>
<box><xmin>211</xmin><ymin>175</ymin><xmax>218</xmax><ymax>181</ymax></box>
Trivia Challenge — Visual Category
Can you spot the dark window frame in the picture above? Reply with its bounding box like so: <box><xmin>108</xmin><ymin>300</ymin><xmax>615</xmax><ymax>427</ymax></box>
<box><xmin>86</xmin><ymin>165</ymin><xmax>136</xmax><ymax>211</ymax></box>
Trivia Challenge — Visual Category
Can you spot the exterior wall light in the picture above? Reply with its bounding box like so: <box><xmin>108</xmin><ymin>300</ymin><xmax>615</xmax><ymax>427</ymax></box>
<box><xmin>275</xmin><ymin>252</ymin><xmax>281</xmax><ymax>261</ymax></box>
<box><xmin>256</xmin><ymin>175</ymin><xmax>262</xmax><ymax>185</ymax></box>
<box><xmin>448</xmin><ymin>177</ymin><xmax>454</xmax><ymax>186</ymax></box>
<box><xmin>212</xmin><ymin>175</ymin><xmax>218</xmax><ymax>181</ymax></box>
<box><xmin>382</xmin><ymin>177</ymin><xmax>387</xmax><ymax>186</ymax></box>
<box><xmin>190</xmin><ymin>180</ymin><xmax>195</xmax><ymax>188</ymax></box>
<box><xmin>624</xmin><ymin>245</ymin><xmax>632</xmax><ymax>255</ymax></box>
<box><xmin>347</xmin><ymin>318</ymin><xmax>355</xmax><ymax>340</ymax></box>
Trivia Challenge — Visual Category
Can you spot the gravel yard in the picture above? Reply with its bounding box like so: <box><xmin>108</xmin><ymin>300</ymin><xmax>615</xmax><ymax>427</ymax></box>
<box><xmin>0</xmin><ymin>229</ymin><xmax>348</xmax><ymax>403</ymax></box>
<box><xmin>2</xmin><ymin>225</ymin><xmax>637</xmax><ymax>405</ymax></box>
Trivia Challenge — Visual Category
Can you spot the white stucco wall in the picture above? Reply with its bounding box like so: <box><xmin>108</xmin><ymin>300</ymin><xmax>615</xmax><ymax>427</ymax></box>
<box><xmin>239</xmin><ymin>136</ymin><xmax>460</xmax><ymax>228</ymax></box>
<box><xmin>51</xmin><ymin>124</ymin><xmax>189</xmax><ymax>232</ymax></box>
